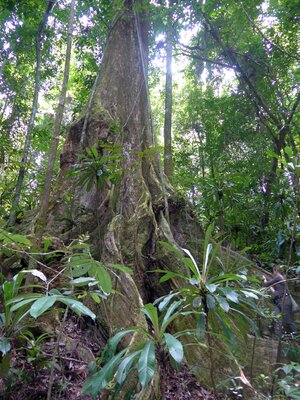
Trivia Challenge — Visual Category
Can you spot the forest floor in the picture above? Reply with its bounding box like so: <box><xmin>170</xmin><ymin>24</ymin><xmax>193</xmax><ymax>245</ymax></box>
<box><xmin>0</xmin><ymin>315</ymin><xmax>224</xmax><ymax>400</ymax></box>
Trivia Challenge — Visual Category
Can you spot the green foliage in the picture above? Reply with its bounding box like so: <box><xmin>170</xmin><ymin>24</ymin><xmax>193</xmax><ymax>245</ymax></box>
<box><xmin>275</xmin><ymin>363</ymin><xmax>300</xmax><ymax>399</ymax></box>
<box><xmin>0</xmin><ymin>269</ymin><xmax>97</xmax><ymax>376</ymax></box>
<box><xmin>19</xmin><ymin>331</ymin><xmax>52</xmax><ymax>369</ymax></box>
<box><xmin>68</xmin><ymin>143</ymin><xmax>123</xmax><ymax>191</ymax></box>
<box><xmin>0</xmin><ymin>230</ymin><xmax>133</xmax><ymax>379</ymax></box>
<box><xmin>156</xmin><ymin>226</ymin><xmax>263</xmax><ymax>345</ymax></box>
<box><xmin>83</xmin><ymin>300</ymin><xmax>187</xmax><ymax>398</ymax></box>
<box><xmin>66</xmin><ymin>240</ymin><xmax>133</xmax><ymax>297</ymax></box>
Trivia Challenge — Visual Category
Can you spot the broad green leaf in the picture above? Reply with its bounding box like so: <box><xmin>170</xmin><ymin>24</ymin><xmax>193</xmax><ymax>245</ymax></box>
<box><xmin>82</xmin><ymin>349</ymin><xmax>126</xmax><ymax>397</ymax></box>
<box><xmin>216</xmin><ymin>296</ymin><xmax>230</xmax><ymax>312</ymax></box>
<box><xmin>282</xmin><ymin>364</ymin><xmax>293</xmax><ymax>374</ymax></box>
<box><xmin>182</xmin><ymin>257</ymin><xmax>200</xmax><ymax>278</ymax></box>
<box><xmin>116</xmin><ymin>350</ymin><xmax>141</xmax><ymax>385</ymax></box>
<box><xmin>220</xmin><ymin>288</ymin><xmax>239</xmax><ymax>303</ymax></box>
<box><xmin>157</xmin><ymin>292</ymin><xmax>181</xmax><ymax>312</ymax></box>
<box><xmin>3</xmin><ymin>273</ymin><xmax>25</xmax><ymax>303</ymax></box>
<box><xmin>159</xmin><ymin>270</ymin><xmax>187</xmax><ymax>283</ymax></box>
<box><xmin>69</xmin><ymin>254</ymin><xmax>96</xmax><ymax>277</ymax></box>
<box><xmin>210</xmin><ymin>273</ymin><xmax>247</xmax><ymax>284</ymax></box>
<box><xmin>206</xmin><ymin>283</ymin><xmax>218</xmax><ymax>293</ymax></box>
<box><xmin>190</xmin><ymin>277</ymin><xmax>201</xmax><ymax>285</ymax></box>
<box><xmin>159</xmin><ymin>241</ymin><xmax>183</xmax><ymax>258</ymax></box>
<box><xmin>70</xmin><ymin>277</ymin><xmax>97</xmax><ymax>286</ymax></box>
<box><xmin>164</xmin><ymin>333</ymin><xmax>184</xmax><ymax>363</ymax></box>
<box><xmin>30</xmin><ymin>296</ymin><xmax>58</xmax><ymax>318</ymax></box>
<box><xmin>287</xmin><ymin>390</ymin><xmax>300</xmax><ymax>399</ymax></box>
<box><xmin>206</xmin><ymin>294</ymin><xmax>216</xmax><ymax>310</ymax></box>
<box><xmin>12</xmin><ymin>272</ymin><xmax>25</xmax><ymax>295</ymax></box>
<box><xmin>90</xmin><ymin>146</ymin><xmax>98</xmax><ymax>159</ymax></box>
<box><xmin>292</xmin><ymin>365</ymin><xmax>300</xmax><ymax>373</ymax></box>
<box><xmin>89</xmin><ymin>265</ymin><xmax>112</xmax><ymax>294</ymax></box>
<box><xmin>90</xmin><ymin>292</ymin><xmax>101</xmax><ymax>304</ymax></box>
<box><xmin>1</xmin><ymin>232</ymin><xmax>31</xmax><ymax>246</ymax></box>
<box><xmin>138</xmin><ymin>340</ymin><xmax>156</xmax><ymax>389</ymax></box>
<box><xmin>151</xmin><ymin>269</ymin><xmax>187</xmax><ymax>283</ymax></box>
<box><xmin>284</xmin><ymin>146</ymin><xmax>293</xmax><ymax>158</ymax></box>
<box><xmin>240</xmin><ymin>290</ymin><xmax>258</xmax><ymax>299</ymax></box>
<box><xmin>106</xmin><ymin>264</ymin><xmax>133</xmax><ymax>275</ymax></box>
<box><xmin>0</xmin><ymin>338</ymin><xmax>11</xmax><ymax>355</ymax></box>
<box><xmin>6</xmin><ymin>292</ymin><xmax>43</xmax><ymax>305</ymax></box>
<box><xmin>49</xmin><ymin>289</ymin><xmax>61</xmax><ymax>295</ymax></box>
<box><xmin>108</xmin><ymin>329</ymin><xmax>136</xmax><ymax>354</ymax></box>
<box><xmin>3</xmin><ymin>280</ymin><xmax>15</xmax><ymax>303</ymax></box>
<box><xmin>58</xmin><ymin>297</ymin><xmax>96</xmax><ymax>320</ymax></box>
<box><xmin>160</xmin><ymin>300</ymin><xmax>183</xmax><ymax>334</ymax></box>
<box><xmin>142</xmin><ymin>304</ymin><xmax>159</xmax><ymax>334</ymax></box>
<box><xmin>10</xmin><ymin>298</ymin><xmax>37</xmax><ymax>312</ymax></box>
<box><xmin>43</xmin><ymin>238</ymin><xmax>51</xmax><ymax>252</ymax></box>
<box><xmin>193</xmin><ymin>296</ymin><xmax>201</xmax><ymax>308</ymax></box>
<box><xmin>196</xmin><ymin>312</ymin><xmax>206</xmax><ymax>339</ymax></box>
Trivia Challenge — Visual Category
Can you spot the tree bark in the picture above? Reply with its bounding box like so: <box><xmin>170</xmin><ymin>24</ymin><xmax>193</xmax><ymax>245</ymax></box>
<box><xmin>8</xmin><ymin>0</ymin><xmax>55</xmax><ymax>227</ymax></box>
<box><xmin>36</xmin><ymin>0</ymin><xmax>76</xmax><ymax>234</ymax></box>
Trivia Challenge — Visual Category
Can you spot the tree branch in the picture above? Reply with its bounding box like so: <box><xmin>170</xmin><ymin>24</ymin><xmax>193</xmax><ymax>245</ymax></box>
<box><xmin>239</xmin><ymin>1</ymin><xmax>300</xmax><ymax>62</ymax></box>
<box><xmin>286</xmin><ymin>90</ymin><xmax>300</xmax><ymax>127</ymax></box>
<box><xmin>200</xmin><ymin>10</ymin><xmax>282</xmax><ymax>129</ymax></box>
<box><xmin>176</xmin><ymin>48</ymin><xmax>235</xmax><ymax>70</ymax></box>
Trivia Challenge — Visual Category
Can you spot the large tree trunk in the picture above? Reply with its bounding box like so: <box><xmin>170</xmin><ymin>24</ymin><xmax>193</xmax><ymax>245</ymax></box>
<box><xmin>45</xmin><ymin>0</ymin><xmax>199</xmax><ymax>312</ymax></box>
<box><xmin>41</xmin><ymin>1</ymin><xmax>202</xmax><ymax>396</ymax></box>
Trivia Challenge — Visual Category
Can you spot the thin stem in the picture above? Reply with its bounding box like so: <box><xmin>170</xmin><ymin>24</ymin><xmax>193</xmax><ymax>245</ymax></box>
<box><xmin>47</xmin><ymin>306</ymin><xmax>69</xmax><ymax>400</ymax></box>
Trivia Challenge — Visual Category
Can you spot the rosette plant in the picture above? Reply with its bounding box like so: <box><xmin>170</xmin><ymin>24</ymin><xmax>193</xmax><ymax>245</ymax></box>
<box><xmin>82</xmin><ymin>300</ymin><xmax>189</xmax><ymax>399</ymax></box>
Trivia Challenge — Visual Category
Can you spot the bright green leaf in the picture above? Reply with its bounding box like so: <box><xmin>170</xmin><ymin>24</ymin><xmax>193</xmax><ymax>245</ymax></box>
<box><xmin>164</xmin><ymin>333</ymin><xmax>184</xmax><ymax>363</ymax></box>
<box><xmin>138</xmin><ymin>340</ymin><xmax>156</xmax><ymax>389</ymax></box>
<box><xmin>0</xmin><ymin>338</ymin><xmax>11</xmax><ymax>355</ymax></box>
<box><xmin>30</xmin><ymin>296</ymin><xmax>58</xmax><ymax>318</ymax></box>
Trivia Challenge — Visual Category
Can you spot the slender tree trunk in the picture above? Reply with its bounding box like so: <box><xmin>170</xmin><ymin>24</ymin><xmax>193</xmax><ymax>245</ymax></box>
<box><xmin>163</xmin><ymin>2</ymin><xmax>173</xmax><ymax>180</ymax></box>
<box><xmin>36</xmin><ymin>0</ymin><xmax>76</xmax><ymax>234</ymax></box>
<box><xmin>7</xmin><ymin>0</ymin><xmax>54</xmax><ymax>227</ymax></box>
<box><xmin>0</xmin><ymin>58</ymin><xmax>7</xmax><ymax>81</ymax></box>
<box><xmin>0</xmin><ymin>96</ymin><xmax>9</xmax><ymax>124</ymax></box>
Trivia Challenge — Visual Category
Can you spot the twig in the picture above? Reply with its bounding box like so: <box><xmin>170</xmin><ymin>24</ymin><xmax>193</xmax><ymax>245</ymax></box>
<box><xmin>43</xmin><ymin>352</ymin><xmax>88</xmax><ymax>364</ymax></box>
<box><xmin>46</xmin><ymin>267</ymin><xmax>66</xmax><ymax>293</ymax></box>
<box><xmin>47</xmin><ymin>306</ymin><xmax>69</xmax><ymax>400</ymax></box>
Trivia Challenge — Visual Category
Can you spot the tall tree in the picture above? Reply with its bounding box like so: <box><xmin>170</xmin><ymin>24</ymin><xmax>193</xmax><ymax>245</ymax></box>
<box><xmin>163</xmin><ymin>0</ymin><xmax>173</xmax><ymax>180</ymax></box>
<box><xmin>36</xmin><ymin>0</ymin><xmax>76</xmax><ymax>233</ymax></box>
<box><xmin>7</xmin><ymin>0</ymin><xmax>55</xmax><ymax>226</ymax></box>
<box><xmin>41</xmin><ymin>0</ymin><xmax>201</xmax><ymax>345</ymax></box>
